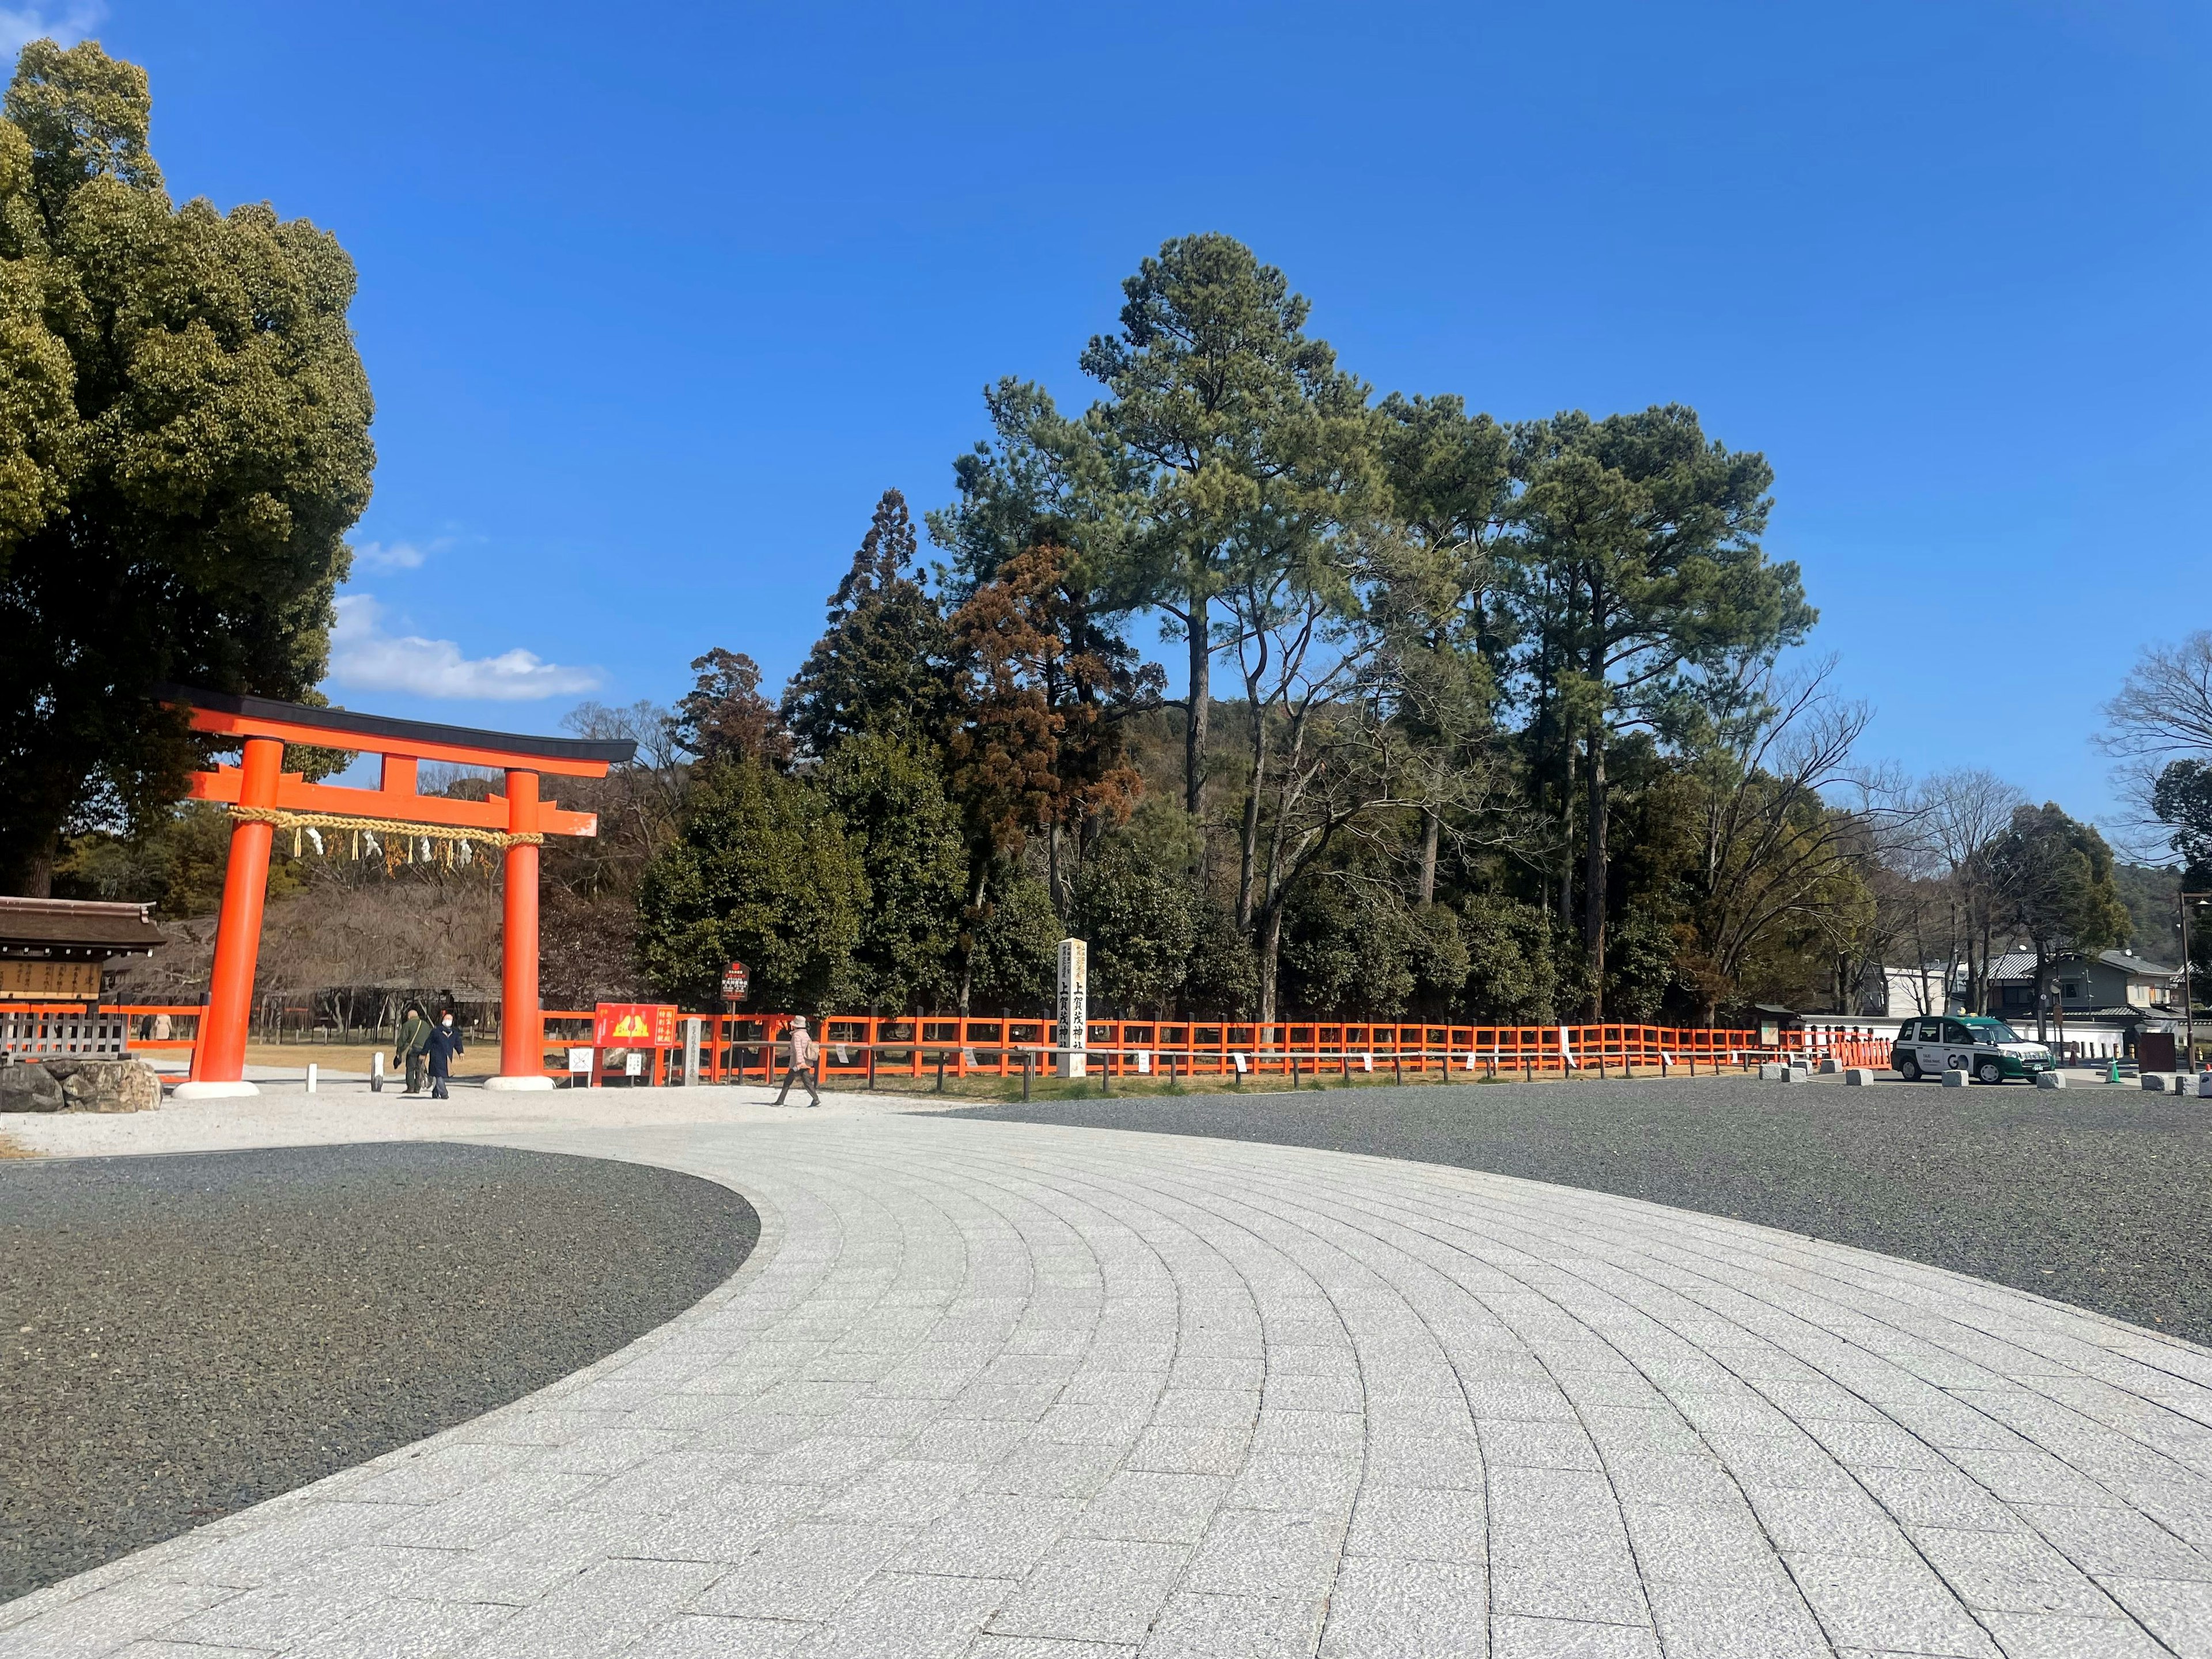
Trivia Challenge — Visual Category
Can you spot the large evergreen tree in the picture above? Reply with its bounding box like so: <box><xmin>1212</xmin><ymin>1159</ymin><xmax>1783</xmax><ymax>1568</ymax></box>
<box><xmin>1512</xmin><ymin>407</ymin><xmax>1809</xmax><ymax>1011</ymax></box>
<box><xmin>1080</xmin><ymin>234</ymin><xmax>1370</xmax><ymax>821</ymax></box>
<box><xmin>783</xmin><ymin>488</ymin><xmax>952</xmax><ymax>755</ymax></box>
<box><xmin>634</xmin><ymin>759</ymin><xmax>866</xmax><ymax>1011</ymax></box>
<box><xmin>0</xmin><ymin>40</ymin><xmax>375</xmax><ymax>893</ymax></box>
<box><xmin>817</xmin><ymin>732</ymin><xmax>967</xmax><ymax>1013</ymax></box>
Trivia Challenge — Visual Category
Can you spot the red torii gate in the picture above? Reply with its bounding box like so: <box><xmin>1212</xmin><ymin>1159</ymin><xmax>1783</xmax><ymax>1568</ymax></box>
<box><xmin>158</xmin><ymin>687</ymin><xmax>634</xmax><ymax>1098</ymax></box>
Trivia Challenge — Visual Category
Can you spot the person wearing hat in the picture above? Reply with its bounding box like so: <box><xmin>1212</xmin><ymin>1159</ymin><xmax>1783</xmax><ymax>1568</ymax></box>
<box><xmin>774</xmin><ymin>1015</ymin><xmax>821</xmax><ymax>1107</ymax></box>
<box><xmin>395</xmin><ymin>1001</ymin><xmax>431</xmax><ymax>1096</ymax></box>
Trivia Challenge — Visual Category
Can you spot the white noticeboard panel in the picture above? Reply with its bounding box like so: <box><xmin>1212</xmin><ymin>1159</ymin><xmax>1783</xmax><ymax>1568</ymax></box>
<box><xmin>1057</xmin><ymin>937</ymin><xmax>1088</xmax><ymax>1078</ymax></box>
<box><xmin>567</xmin><ymin>1047</ymin><xmax>592</xmax><ymax>1074</ymax></box>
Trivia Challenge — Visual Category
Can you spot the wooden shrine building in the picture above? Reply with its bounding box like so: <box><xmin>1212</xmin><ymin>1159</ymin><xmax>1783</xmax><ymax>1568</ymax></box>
<box><xmin>0</xmin><ymin>896</ymin><xmax>164</xmax><ymax>1003</ymax></box>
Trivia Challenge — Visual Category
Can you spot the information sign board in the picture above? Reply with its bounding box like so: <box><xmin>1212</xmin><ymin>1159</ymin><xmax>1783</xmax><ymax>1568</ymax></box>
<box><xmin>593</xmin><ymin>1003</ymin><xmax>678</xmax><ymax>1047</ymax></box>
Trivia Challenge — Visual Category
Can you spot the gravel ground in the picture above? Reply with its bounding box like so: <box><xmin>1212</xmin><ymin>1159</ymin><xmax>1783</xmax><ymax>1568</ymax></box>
<box><xmin>953</xmin><ymin>1072</ymin><xmax>2212</xmax><ymax>1346</ymax></box>
<box><xmin>0</xmin><ymin>1142</ymin><xmax>757</xmax><ymax>1601</ymax></box>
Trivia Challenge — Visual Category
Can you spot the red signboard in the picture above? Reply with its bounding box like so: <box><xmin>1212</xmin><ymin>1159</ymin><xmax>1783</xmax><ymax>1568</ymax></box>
<box><xmin>593</xmin><ymin>1002</ymin><xmax>678</xmax><ymax>1047</ymax></box>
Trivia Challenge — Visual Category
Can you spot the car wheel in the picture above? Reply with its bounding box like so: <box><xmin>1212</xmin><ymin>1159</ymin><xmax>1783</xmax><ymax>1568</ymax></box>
<box><xmin>1897</xmin><ymin>1054</ymin><xmax>1920</xmax><ymax>1082</ymax></box>
<box><xmin>1976</xmin><ymin>1057</ymin><xmax>2004</xmax><ymax>1085</ymax></box>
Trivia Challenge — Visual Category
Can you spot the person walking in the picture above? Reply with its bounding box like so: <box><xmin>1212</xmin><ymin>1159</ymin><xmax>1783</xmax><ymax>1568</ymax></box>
<box><xmin>774</xmin><ymin>1015</ymin><xmax>821</xmax><ymax>1107</ymax></box>
<box><xmin>395</xmin><ymin>1001</ymin><xmax>431</xmax><ymax>1096</ymax></box>
<box><xmin>425</xmin><ymin>1007</ymin><xmax>465</xmax><ymax>1101</ymax></box>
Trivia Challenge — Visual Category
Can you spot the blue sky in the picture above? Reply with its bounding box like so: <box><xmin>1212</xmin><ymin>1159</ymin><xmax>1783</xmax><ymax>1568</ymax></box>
<box><xmin>33</xmin><ymin>0</ymin><xmax>2212</xmax><ymax>828</ymax></box>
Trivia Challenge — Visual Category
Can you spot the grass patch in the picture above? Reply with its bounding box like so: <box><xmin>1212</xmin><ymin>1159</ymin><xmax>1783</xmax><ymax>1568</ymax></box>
<box><xmin>843</xmin><ymin>1060</ymin><xmax>1715</xmax><ymax>1105</ymax></box>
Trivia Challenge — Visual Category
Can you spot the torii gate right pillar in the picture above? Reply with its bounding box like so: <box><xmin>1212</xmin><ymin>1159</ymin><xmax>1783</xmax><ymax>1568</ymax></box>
<box><xmin>487</xmin><ymin>768</ymin><xmax>553</xmax><ymax>1091</ymax></box>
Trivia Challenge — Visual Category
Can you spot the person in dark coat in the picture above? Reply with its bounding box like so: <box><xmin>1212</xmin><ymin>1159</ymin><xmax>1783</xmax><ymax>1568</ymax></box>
<box><xmin>395</xmin><ymin>1001</ymin><xmax>431</xmax><ymax>1095</ymax></box>
<box><xmin>426</xmin><ymin>1009</ymin><xmax>465</xmax><ymax>1100</ymax></box>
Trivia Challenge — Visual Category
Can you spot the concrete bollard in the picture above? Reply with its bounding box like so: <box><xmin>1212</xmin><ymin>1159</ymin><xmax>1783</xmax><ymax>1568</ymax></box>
<box><xmin>1843</xmin><ymin>1067</ymin><xmax>1873</xmax><ymax>1086</ymax></box>
<box><xmin>2143</xmin><ymin>1074</ymin><xmax>2172</xmax><ymax>1092</ymax></box>
<box><xmin>2035</xmin><ymin>1071</ymin><xmax>2067</xmax><ymax>1090</ymax></box>
<box><xmin>1790</xmin><ymin>1062</ymin><xmax>1812</xmax><ymax>1081</ymax></box>
<box><xmin>305</xmin><ymin>1063</ymin><xmax>317</xmax><ymax>1094</ymax></box>
<box><xmin>2198</xmin><ymin>1073</ymin><xmax>2212</xmax><ymax>1099</ymax></box>
<box><xmin>1759</xmin><ymin>1062</ymin><xmax>1792</xmax><ymax>1082</ymax></box>
<box><xmin>1942</xmin><ymin>1069</ymin><xmax>1969</xmax><ymax>1087</ymax></box>
<box><xmin>1818</xmin><ymin>1056</ymin><xmax>1841</xmax><ymax>1074</ymax></box>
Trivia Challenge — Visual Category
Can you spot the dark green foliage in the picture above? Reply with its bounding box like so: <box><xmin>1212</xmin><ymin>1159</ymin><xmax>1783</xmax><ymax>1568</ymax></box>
<box><xmin>2145</xmin><ymin>764</ymin><xmax>2212</xmax><ymax>974</ymax></box>
<box><xmin>817</xmin><ymin>733</ymin><xmax>967</xmax><ymax>1012</ymax></box>
<box><xmin>1279</xmin><ymin>882</ymin><xmax>1418</xmax><ymax>1020</ymax></box>
<box><xmin>1408</xmin><ymin>905</ymin><xmax>1473</xmax><ymax>1018</ymax></box>
<box><xmin>635</xmin><ymin>760</ymin><xmax>866</xmax><ymax>1011</ymax></box>
<box><xmin>54</xmin><ymin>800</ymin><xmax>262</xmax><ymax>916</ymax></box>
<box><xmin>2153</xmin><ymin>762</ymin><xmax>2212</xmax><ymax>883</ymax></box>
<box><xmin>0</xmin><ymin>40</ymin><xmax>375</xmax><ymax>893</ymax></box>
<box><xmin>1604</xmin><ymin>910</ymin><xmax>1681</xmax><ymax>1024</ymax></box>
<box><xmin>1072</xmin><ymin>825</ymin><xmax>1197</xmax><ymax>1017</ymax></box>
<box><xmin>1991</xmin><ymin>804</ymin><xmax>2131</xmax><ymax>1028</ymax></box>
<box><xmin>1460</xmin><ymin>894</ymin><xmax>1579</xmax><ymax>1024</ymax></box>
<box><xmin>2113</xmin><ymin>861</ymin><xmax>2184</xmax><ymax>962</ymax></box>
<box><xmin>1182</xmin><ymin>900</ymin><xmax>1258</xmax><ymax>1020</ymax></box>
<box><xmin>963</xmin><ymin>864</ymin><xmax>1060</xmax><ymax>1014</ymax></box>
<box><xmin>783</xmin><ymin>489</ymin><xmax>952</xmax><ymax>755</ymax></box>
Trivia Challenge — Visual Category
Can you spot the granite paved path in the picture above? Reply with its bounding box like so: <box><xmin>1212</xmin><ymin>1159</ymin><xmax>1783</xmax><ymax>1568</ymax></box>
<box><xmin>8</xmin><ymin>1106</ymin><xmax>2212</xmax><ymax>1657</ymax></box>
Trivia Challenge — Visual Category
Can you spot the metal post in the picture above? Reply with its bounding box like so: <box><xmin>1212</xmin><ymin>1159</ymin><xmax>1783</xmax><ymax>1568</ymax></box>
<box><xmin>868</xmin><ymin>1046</ymin><xmax>877</xmax><ymax>1090</ymax></box>
<box><xmin>1021</xmin><ymin>1049</ymin><xmax>1032</xmax><ymax>1101</ymax></box>
<box><xmin>935</xmin><ymin>1053</ymin><xmax>945</xmax><ymax>1094</ymax></box>
<box><xmin>2181</xmin><ymin>891</ymin><xmax>2206</xmax><ymax>1073</ymax></box>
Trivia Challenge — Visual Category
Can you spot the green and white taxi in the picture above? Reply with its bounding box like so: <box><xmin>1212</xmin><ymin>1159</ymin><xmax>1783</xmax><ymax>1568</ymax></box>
<box><xmin>1889</xmin><ymin>1015</ymin><xmax>2056</xmax><ymax>1084</ymax></box>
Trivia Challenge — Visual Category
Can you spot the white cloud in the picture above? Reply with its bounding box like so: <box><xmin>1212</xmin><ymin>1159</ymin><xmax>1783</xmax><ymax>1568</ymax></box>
<box><xmin>354</xmin><ymin>538</ymin><xmax>436</xmax><ymax>572</ymax></box>
<box><xmin>0</xmin><ymin>2</ymin><xmax>104</xmax><ymax>52</ymax></box>
<box><xmin>328</xmin><ymin>596</ymin><xmax>602</xmax><ymax>702</ymax></box>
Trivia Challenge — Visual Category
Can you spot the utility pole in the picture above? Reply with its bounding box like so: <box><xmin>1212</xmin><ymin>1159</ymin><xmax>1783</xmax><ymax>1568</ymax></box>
<box><xmin>2183</xmin><ymin>893</ymin><xmax>2209</xmax><ymax>1073</ymax></box>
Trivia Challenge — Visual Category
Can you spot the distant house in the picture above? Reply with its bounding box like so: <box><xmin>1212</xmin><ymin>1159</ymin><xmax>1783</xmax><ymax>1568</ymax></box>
<box><xmin>1882</xmin><ymin>961</ymin><xmax>1964</xmax><ymax>1016</ymax></box>
<box><xmin>1986</xmin><ymin>948</ymin><xmax>2181</xmax><ymax>1019</ymax></box>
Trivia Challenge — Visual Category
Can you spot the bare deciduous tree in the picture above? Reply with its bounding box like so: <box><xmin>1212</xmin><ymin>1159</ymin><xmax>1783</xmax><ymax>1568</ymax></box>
<box><xmin>1914</xmin><ymin>767</ymin><xmax>2026</xmax><ymax>1014</ymax></box>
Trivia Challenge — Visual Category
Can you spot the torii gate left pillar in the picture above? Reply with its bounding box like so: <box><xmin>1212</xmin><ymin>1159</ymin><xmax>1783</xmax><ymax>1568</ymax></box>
<box><xmin>157</xmin><ymin>687</ymin><xmax>631</xmax><ymax>1100</ymax></box>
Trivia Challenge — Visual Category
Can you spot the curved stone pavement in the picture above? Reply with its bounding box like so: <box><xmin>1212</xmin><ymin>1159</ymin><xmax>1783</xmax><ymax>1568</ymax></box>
<box><xmin>7</xmin><ymin>1110</ymin><xmax>2212</xmax><ymax>1657</ymax></box>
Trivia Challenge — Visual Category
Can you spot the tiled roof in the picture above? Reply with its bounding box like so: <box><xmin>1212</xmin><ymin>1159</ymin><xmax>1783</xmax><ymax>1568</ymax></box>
<box><xmin>1986</xmin><ymin>948</ymin><xmax>2179</xmax><ymax>983</ymax></box>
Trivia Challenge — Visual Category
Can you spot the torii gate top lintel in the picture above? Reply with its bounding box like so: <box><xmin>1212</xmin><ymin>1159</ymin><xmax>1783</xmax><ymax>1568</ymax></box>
<box><xmin>161</xmin><ymin>684</ymin><xmax>639</xmax><ymax>1096</ymax></box>
<box><xmin>156</xmin><ymin>683</ymin><xmax>636</xmax><ymax>774</ymax></box>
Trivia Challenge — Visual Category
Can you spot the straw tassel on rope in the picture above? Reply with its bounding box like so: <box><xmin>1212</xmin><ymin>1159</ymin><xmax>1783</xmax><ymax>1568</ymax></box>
<box><xmin>227</xmin><ymin>804</ymin><xmax>544</xmax><ymax>849</ymax></box>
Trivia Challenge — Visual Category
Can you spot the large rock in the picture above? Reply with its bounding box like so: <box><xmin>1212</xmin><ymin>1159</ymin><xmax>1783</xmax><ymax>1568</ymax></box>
<box><xmin>0</xmin><ymin>1058</ymin><xmax>161</xmax><ymax>1113</ymax></box>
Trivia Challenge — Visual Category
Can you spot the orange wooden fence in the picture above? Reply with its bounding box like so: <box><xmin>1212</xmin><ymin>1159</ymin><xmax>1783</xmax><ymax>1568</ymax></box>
<box><xmin>38</xmin><ymin>1005</ymin><xmax>1892</xmax><ymax>1082</ymax></box>
<box><xmin>547</xmin><ymin>1012</ymin><xmax>1896</xmax><ymax>1086</ymax></box>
